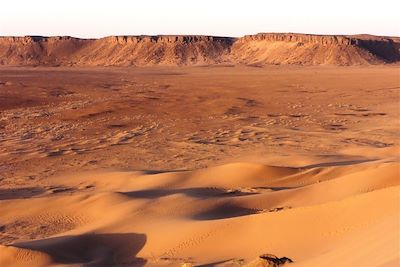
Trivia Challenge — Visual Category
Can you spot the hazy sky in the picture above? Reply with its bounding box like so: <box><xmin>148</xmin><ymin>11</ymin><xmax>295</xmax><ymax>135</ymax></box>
<box><xmin>1</xmin><ymin>0</ymin><xmax>399</xmax><ymax>38</ymax></box>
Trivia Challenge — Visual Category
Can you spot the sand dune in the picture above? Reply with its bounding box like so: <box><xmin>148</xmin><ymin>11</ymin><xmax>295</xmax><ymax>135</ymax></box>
<box><xmin>1</xmin><ymin>33</ymin><xmax>399</xmax><ymax>66</ymax></box>
<box><xmin>0</xmin><ymin>158</ymin><xmax>398</xmax><ymax>266</ymax></box>
<box><xmin>2</xmin><ymin>233</ymin><xmax>146</xmax><ymax>266</ymax></box>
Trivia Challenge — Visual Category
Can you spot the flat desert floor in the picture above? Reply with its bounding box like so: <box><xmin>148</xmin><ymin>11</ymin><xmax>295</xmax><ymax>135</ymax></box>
<box><xmin>0</xmin><ymin>65</ymin><xmax>399</xmax><ymax>266</ymax></box>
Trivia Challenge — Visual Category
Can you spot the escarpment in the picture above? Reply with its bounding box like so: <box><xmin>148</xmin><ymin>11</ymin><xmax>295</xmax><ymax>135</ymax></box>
<box><xmin>78</xmin><ymin>35</ymin><xmax>235</xmax><ymax>66</ymax></box>
<box><xmin>0</xmin><ymin>36</ymin><xmax>92</xmax><ymax>66</ymax></box>
<box><xmin>0</xmin><ymin>33</ymin><xmax>398</xmax><ymax>66</ymax></box>
<box><xmin>231</xmin><ymin>33</ymin><xmax>399</xmax><ymax>65</ymax></box>
<box><xmin>352</xmin><ymin>35</ymin><xmax>400</xmax><ymax>62</ymax></box>
<box><xmin>0</xmin><ymin>35</ymin><xmax>234</xmax><ymax>66</ymax></box>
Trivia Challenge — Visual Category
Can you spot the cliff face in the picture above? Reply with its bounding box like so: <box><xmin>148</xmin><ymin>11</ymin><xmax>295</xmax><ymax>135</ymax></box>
<box><xmin>0</xmin><ymin>35</ymin><xmax>234</xmax><ymax>66</ymax></box>
<box><xmin>354</xmin><ymin>38</ymin><xmax>400</xmax><ymax>62</ymax></box>
<box><xmin>0</xmin><ymin>33</ymin><xmax>398</xmax><ymax>66</ymax></box>
<box><xmin>237</xmin><ymin>33</ymin><xmax>354</xmax><ymax>45</ymax></box>
<box><xmin>79</xmin><ymin>35</ymin><xmax>234</xmax><ymax>66</ymax></box>
<box><xmin>231</xmin><ymin>33</ymin><xmax>400</xmax><ymax>65</ymax></box>
<box><xmin>0</xmin><ymin>36</ymin><xmax>91</xmax><ymax>66</ymax></box>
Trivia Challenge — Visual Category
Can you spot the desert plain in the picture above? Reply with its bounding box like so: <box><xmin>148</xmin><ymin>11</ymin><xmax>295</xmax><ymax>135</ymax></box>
<box><xmin>0</xmin><ymin>34</ymin><xmax>399</xmax><ymax>267</ymax></box>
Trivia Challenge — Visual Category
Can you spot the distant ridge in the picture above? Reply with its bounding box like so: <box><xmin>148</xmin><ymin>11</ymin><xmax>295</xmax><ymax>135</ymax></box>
<box><xmin>232</xmin><ymin>33</ymin><xmax>400</xmax><ymax>65</ymax></box>
<box><xmin>0</xmin><ymin>33</ymin><xmax>399</xmax><ymax>66</ymax></box>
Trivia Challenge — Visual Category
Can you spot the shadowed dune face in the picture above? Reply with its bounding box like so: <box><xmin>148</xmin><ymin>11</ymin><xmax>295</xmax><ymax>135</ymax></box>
<box><xmin>120</xmin><ymin>187</ymin><xmax>259</xmax><ymax>199</ymax></box>
<box><xmin>0</xmin><ymin>187</ymin><xmax>46</xmax><ymax>200</ymax></box>
<box><xmin>4</xmin><ymin>233</ymin><xmax>146</xmax><ymax>266</ymax></box>
<box><xmin>191</xmin><ymin>203</ymin><xmax>261</xmax><ymax>220</ymax></box>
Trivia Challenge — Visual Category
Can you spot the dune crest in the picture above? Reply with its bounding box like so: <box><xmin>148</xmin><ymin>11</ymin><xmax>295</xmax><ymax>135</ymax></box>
<box><xmin>0</xmin><ymin>160</ymin><xmax>398</xmax><ymax>266</ymax></box>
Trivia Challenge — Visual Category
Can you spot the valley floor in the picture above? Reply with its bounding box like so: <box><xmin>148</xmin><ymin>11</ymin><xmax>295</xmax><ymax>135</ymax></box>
<box><xmin>0</xmin><ymin>65</ymin><xmax>399</xmax><ymax>266</ymax></box>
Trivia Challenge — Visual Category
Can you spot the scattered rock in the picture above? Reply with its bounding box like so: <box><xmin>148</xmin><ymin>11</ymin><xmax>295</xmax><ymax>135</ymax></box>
<box><xmin>246</xmin><ymin>254</ymin><xmax>293</xmax><ymax>266</ymax></box>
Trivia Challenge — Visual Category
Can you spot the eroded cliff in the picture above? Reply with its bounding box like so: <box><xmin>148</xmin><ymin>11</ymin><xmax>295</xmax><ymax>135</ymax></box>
<box><xmin>0</xmin><ymin>33</ymin><xmax>398</xmax><ymax>66</ymax></box>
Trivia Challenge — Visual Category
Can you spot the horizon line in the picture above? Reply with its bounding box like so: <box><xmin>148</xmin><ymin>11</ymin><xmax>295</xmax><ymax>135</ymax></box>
<box><xmin>1</xmin><ymin>32</ymin><xmax>399</xmax><ymax>39</ymax></box>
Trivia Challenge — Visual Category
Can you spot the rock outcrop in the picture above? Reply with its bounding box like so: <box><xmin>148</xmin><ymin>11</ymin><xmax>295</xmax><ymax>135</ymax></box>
<box><xmin>0</xmin><ymin>33</ymin><xmax>398</xmax><ymax>66</ymax></box>
<box><xmin>0</xmin><ymin>35</ymin><xmax>234</xmax><ymax>66</ymax></box>
<box><xmin>231</xmin><ymin>33</ymin><xmax>400</xmax><ymax>65</ymax></box>
<box><xmin>245</xmin><ymin>254</ymin><xmax>293</xmax><ymax>266</ymax></box>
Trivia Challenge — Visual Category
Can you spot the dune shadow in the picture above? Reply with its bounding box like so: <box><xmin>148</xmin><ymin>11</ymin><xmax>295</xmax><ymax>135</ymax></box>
<box><xmin>0</xmin><ymin>187</ymin><xmax>45</xmax><ymax>200</ymax></box>
<box><xmin>254</xmin><ymin>186</ymin><xmax>293</xmax><ymax>191</ymax></box>
<box><xmin>13</xmin><ymin>233</ymin><xmax>147</xmax><ymax>266</ymax></box>
<box><xmin>303</xmin><ymin>159</ymin><xmax>377</xmax><ymax>168</ymax></box>
<box><xmin>192</xmin><ymin>204</ymin><xmax>259</xmax><ymax>220</ymax></box>
<box><xmin>140</xmin><ymin>169</ymin><xmax>189</xmax><ymax>175</ymax></box>
<box><xmin>120</xmin><ymin>187</ymin><xmax>258</xmax><ymax>199</ymax></box>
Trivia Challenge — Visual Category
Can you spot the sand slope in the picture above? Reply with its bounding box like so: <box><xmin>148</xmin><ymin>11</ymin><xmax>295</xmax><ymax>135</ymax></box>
<box><xmin>1</xmin><ymin>159</ymin><xmax>398</xmax><ymax>266</ymax></box>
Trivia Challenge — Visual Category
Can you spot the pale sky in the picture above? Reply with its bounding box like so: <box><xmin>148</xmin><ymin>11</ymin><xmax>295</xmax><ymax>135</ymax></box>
<box><xmin>1</xmin><ymin>0</ymin><xmax>399</xmax><ymax>38</ymax></box>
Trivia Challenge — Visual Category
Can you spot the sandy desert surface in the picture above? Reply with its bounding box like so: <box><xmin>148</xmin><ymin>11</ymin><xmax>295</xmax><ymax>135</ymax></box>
<box><xmin>0</xmin><ymin>64</ymin><xmax>399</xmax><ymax>266</ymax></box>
